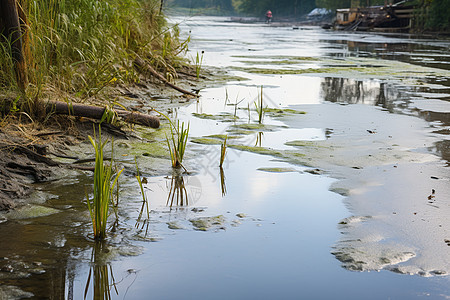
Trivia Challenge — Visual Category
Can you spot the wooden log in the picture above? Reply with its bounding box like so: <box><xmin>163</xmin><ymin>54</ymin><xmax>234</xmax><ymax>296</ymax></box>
<box><xmin>134</xmin><ymin>56</ymin><xmax>198</xmax><ymax>97</ymax></box>
<box><xmin>46</xmin><ymin>100</ymin><xmax>160</xmax><ymax>128</ymax></box>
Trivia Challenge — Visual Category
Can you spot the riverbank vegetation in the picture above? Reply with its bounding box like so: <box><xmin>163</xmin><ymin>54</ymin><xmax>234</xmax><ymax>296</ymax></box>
<box><xmin>0</xmin><ymin>0</ymin><xmax>190</xmax><ymax>120</ymax></box>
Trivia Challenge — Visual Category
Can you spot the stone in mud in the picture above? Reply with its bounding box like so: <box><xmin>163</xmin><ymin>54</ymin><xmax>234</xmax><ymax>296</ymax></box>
<box><xmin>5</xmin><ymin>205</ymin><xmax>60</xmax><ymax>220</ymax></box>
<box><xmin>304</xmin><ymin>168</ymin><xmax>324</xmax><ymax>175</ymax></box>
<box><xmin>189</xmin><ymin>215</ymin><xmax>225</xmax><ymax>231</ymax></box>
<box><xmin>167</xmin><ymin>221</ymin><xmax>184</xmax><ymax>230</ymax></box>
<box><xmin>0</xmin><ymin>285</ymin><xmax>34</xmax><ymax>299</ymax></box>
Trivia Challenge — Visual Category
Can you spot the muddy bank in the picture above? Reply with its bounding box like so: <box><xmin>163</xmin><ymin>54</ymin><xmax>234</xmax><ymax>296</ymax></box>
<box><xmin>0</xmin><ymin>68</ymin><xmax>220</xmax><ymax>212</ymax></box>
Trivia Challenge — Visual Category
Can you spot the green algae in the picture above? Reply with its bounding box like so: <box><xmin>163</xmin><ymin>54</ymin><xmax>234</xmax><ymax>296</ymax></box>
<box><xmin>231</xmin><ymin>66</ymin><xmax>347</xmax><ymax>75</ymax></box>
<box><xmin>285</xmin><ymin>140</ymin><xmax>320</xmax><ymax>147</ymax></box>
<box><xmin>239</xmin><ymin>59</ymin><xmax>317</xmax><ymax>65</ymax></box>
<box><xmin>232</xmin><ymin>55</ymin><xmax>317</xmax><ymax>61</ymax></box>
<box><xmin>5</xmin><ymin>205</ymin><xmax>60</xmax><ymax>220</ymax></box>
<box><xmin>228</xmin><ymin>144</ymin><xmax>283</xmax><ymax>156</ymax></box>
<box><xmin>167</xmin><ymin>221</ymin><xmax>185</xmax><ymax>230</ymax></box>
<box><xmin>192</xmin><ymin>112</ymin><xmax>239</xmax><ymax>121</ymax></box>
<box><xmin>264</xmin><ymin>108</ymin><xmax>306</xmax><ymax>115</ymax></box>
<box><xmin>231</xmin><ymin>56</ymin><xmax>450</xmax><ymax>83</ymax></box>
<box><xmin>206</xmin><ymin>134</ymin><xmax>241</xmax><ymax>140</ymax></box>
<box><xmin>191</xmin><ymin>137</ymin><xmax>223</xmax><ymax>145</ymax></box>
<box><xmin>229</xmin><ymin>123</ymin><xmax>286</xmax><ymax>132</ymax></box>
<box><xmin>189</xmin><ymin>215</ymin><xmax>226</xmax><ymax>231</ymax></box>
<box><xmin>129</xmin><ymin>140</ymin><xmax>168</xmax><ymax>159</ymax></box>
<box><xmin>257</xmin><ymin>167</ymin><xmax>297</xmax><ymax>173</ymax></box>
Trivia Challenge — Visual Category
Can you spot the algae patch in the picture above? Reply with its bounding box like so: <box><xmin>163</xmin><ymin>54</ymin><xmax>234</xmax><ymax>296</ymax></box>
<box><xmin>257</xmin><ymin>167</ymin><xmax>297</xmax><ymax>173</ymax></box>
<box><xmin>4</xmin><ymin>205</ymin><xmax>60</xmax><ymax>220</ymax></box>
<box><xmin>193</xmin><ymin>112</ymin><xmax>239</xmax><ymax>121</ymax></box>
<box><xmin>189</xmin><ymin>215</ymin><xmax>226</xmax><ymax>231</ymax></box>
<box><xmin>191</xmin><ymin>137</ymin><xmax>223</xmax><ymax>145</ymax></box>
<box><xmin>229</xmin><ymin>123</ymin><xmax>286</xmax><ymax>132</ymax></box>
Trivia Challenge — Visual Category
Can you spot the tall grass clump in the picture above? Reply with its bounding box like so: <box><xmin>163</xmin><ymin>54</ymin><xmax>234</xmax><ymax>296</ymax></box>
<box><xmin>86</xmin><ymin>127</ymin><xmax>123</xmax><ymax>240</ymax></box>
<box><xmin>166</xmin><ymin>120</ymin><xmax>189</xmax><ymax>169</ymax></box>
<box><xmin>0</xmin><ymin>0</ymin><xmax>189</xmax><ymax>117</ymax></box>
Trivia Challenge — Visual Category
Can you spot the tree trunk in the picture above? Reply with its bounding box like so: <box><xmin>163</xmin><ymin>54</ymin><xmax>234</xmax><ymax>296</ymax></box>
<box><xmin>0</xmin><ymin>0</ymin><xmax>28</xmax><ymax>90</ymax></box>
<box><xmin>46</xmin><ymin>101</ymin><xmax>160</xmax><ymax>128</ymax></box>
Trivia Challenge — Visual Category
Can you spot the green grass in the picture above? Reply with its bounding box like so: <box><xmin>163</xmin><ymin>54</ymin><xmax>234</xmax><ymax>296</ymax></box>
<box><xmin>166</xmin><ymin>120</ymin><xmax>189</xmax><ymax>169</ymax></box>
<box><xmin>255</xmin><ymin>86</ymin><xmax>266</xmax><ymax>124</ymax></box>
<box><xmin>194</xmin><ymin>51</ymin><xmax>204</xmax><ymax>79</ymax></box>
<box><xmin>86</xmin><ymin>127</ymin><xmax>123</xmax><ymax>240</ymax></box>
<box><xmin>0</xmin><ymin>0</ymin><xmax>189</xmax><ymax>117</ymax></box>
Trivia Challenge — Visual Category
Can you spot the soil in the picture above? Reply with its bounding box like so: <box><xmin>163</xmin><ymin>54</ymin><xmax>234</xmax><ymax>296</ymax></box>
<box><xmin>0</xmin><ymin>68</ymin><xmax>216</xmax><ymax>211</ymax></box>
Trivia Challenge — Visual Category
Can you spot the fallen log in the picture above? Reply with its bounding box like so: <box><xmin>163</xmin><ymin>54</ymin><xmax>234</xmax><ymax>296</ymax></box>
<box><xmin>46</xmin><ymin>100</ymin><xmax>160</xmax><ymax>128</ymax></box>
<box><xmin>134</xmin><ymin>57</ymin><xmax>198</xmax><ymax>97</ymax></box>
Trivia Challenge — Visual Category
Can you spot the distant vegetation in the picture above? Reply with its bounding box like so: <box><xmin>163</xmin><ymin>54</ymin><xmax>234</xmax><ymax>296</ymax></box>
<box><xmin>167</xmin><ymin>0</ymin><xmax>316</xmax><ymax>17</ymax></box>
<box><xmin>168</xmin><ymin>0</ymin><xmax>450</xmax><ymax>31</ymax></box>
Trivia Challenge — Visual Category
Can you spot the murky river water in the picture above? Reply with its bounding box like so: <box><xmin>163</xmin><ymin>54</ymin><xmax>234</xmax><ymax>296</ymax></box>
<box><xmin>1</xmin><ymin>16</ymin><xmax>450</xmax><ymax>299</ymax></box>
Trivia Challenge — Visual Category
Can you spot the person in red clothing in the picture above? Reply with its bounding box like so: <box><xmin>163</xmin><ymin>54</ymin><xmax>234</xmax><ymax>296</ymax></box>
<box><xmin>265</xmin><ymin>10</ymin><xmax>272</xmax><ymax>23</ymax></box>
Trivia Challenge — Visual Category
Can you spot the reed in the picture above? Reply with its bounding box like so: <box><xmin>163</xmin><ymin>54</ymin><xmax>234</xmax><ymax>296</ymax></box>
<box><xmin>167</xmin><ymin>171</ymin><xmax>189</xmax><ymax>207</ymax></box>
<box><xmin>166</xmin><ymin>120</ymin><xmax>189</xmax><ymax>168</ymax></box>
<box><xmin>84</xmin><ymin>242</ymin><xmax>118</xmax><ymax>300</ymax></box>
<box><xmin>86</xmin><ymin>127</ymin><xmax>123</xmax><ymax>240</ymax></box>
<box><xmin>194</xmin><ymin>50</ymin><xmax>204</xmax><ymax>79</ymax></box>
<box><xmin>135</xmin><ymin>157</ymin><xmax>149</xmax><ymax>222</ymax></box>
<box><xmin>255</xmin><ymin>86</ymin><xmax>266</xmax><ymax>124</ymax></box>
<box><xmin>219</xmin><ymin>135</ymin><xmax>227</xmax><ymax>167</ymax></box>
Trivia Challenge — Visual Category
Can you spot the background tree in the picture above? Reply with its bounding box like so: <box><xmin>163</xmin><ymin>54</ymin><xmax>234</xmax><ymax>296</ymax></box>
<box><xmin>232</xmin><ymin>0</ymin><xmax>316</xmax><ymax>17</ymax></box>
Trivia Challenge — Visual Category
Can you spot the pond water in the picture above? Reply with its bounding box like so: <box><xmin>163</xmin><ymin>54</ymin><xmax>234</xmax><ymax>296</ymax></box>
<box><xmin>1</xmin><ymin>16</ymin><xmax>450</xmax><ymax>299</ymax></box>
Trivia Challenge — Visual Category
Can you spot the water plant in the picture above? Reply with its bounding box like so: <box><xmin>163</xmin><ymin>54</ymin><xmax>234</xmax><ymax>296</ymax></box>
<box><xmin>255</xmin><ymin>86</ymin><xmax>267</xmax><ymax>124</ymax></box>
<box><xmin>195</xmin><ymin>50</ymin><xmax>204</xmax><ymax>79</ymax></box>
<box><xmin>219</xmin><ymin>167</ymin><xmax>227</xmax><ymax>197</ymax></box>
<box><xmin>84</xmin><ymin>242</ymin><xmax>118</xmax><ymax>300</ymax></box>
<box><xmin>135</xmin><ymin>157</ymin><xmax>149</xmax><ymax>223</ymax></box>
<box><xmin>167</xmin><ymin>170</ymin><xmax>189</xmax><ymax>207</ymax></box>
<box><xmin>219</xmin><ymin>135</ymin><xmax>227</xmax><ymax>167</ymax></box>
<box><xmin>86</xmin><ymin>127</ymin><xmax>123</xmax><ymax>240</ymax></box>
<box><xmin>166</xmin><ymin>120</ymin><xmax>190</xmax><ymax>169</ymax></box>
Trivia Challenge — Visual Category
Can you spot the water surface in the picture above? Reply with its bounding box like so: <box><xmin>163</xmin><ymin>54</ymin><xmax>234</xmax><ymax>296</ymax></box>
<box><xmin>1</xmin><ymin>16</ymin><xmax>450</xmax><ymax>299</ymax></box>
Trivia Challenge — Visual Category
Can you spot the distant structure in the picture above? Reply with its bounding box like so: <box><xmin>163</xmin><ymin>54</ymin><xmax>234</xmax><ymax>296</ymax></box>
<box><xmin>333</xmin><ymin>0</ymin><xmax>415</xmax><ymax>31</ymax></box>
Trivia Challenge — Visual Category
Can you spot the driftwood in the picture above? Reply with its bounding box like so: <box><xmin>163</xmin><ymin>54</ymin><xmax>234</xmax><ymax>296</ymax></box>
<box><xmin>46</xmin><ymin>100</ymin><xmax>160</xmax><ymax>128</ymax></box>
<box><xmin>134</xmin><ymin>57</ymin><xmax>198</xmax><ymax>97</ymax></box>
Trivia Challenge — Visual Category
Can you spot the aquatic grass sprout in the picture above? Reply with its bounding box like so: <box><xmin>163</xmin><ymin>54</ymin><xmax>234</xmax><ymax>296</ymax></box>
<box><xmin>135</xmin><ymin>157</ymin><xmax>149</xmax><ymax>223</ymax></box>
<box><xmin>195</xmin><ymin>50</ymin><xmax>204</xmax><ymax>79</ymax></box>
<box><xmin>167</xmin><ymin>171</ymin><xmax>189</xmax><ymax>207</ymax></box>
<box><xmin>86</xmin><ymin>127</ymin><xmax>123</xmax><ymax>240</ymax></box>
<box><xmin>166</xmin><ymin>120</ymin><xmax>190</xmax><ymax>168</ymax></box>
<box><xmin>255</xmin><ymin>85</ymin><xmax>267</xmax><ymax>124</ymax></box>
<box><xmin>219</xmin><ymin>135</ymin><xmax>227</xmax><ymax>167</ymax></box>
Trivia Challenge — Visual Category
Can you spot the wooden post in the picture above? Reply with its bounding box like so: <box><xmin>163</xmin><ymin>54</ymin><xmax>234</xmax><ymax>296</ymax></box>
<box><xmin>0</xmin><ymin>0</ymin><xmax>28</xmax><ymax>90</ymax></box>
